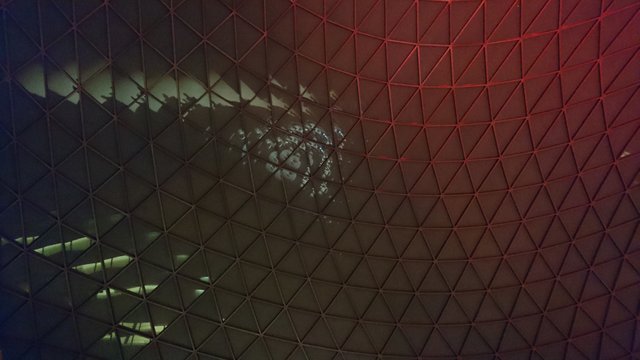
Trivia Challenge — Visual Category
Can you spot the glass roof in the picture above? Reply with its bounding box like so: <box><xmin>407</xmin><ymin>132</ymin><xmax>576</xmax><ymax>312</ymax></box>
<box><xmin>0</xmin><ymin>0</ymin><xmax>639</xmax><ymax>359</ymax></box>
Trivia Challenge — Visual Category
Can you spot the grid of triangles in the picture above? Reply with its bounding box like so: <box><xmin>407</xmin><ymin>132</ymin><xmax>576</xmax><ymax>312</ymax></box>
<box><xmin>1</xmin><ymin>0</ymin><xmax>640</xmax><ymax>359</ymax></box>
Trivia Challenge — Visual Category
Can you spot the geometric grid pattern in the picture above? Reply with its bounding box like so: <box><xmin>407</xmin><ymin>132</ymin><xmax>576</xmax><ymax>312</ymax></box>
<box><xmin>1</xmin><ymin>0</ymin><xmax>639</xmax><ymax>359</ymax></box>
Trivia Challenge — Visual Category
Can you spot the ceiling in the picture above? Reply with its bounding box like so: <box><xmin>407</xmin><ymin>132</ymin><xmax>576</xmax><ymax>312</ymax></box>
<box><xmin>0</xmin><ymin>0</ymin><xmax>639</xmax><ymax>359</ymax></box>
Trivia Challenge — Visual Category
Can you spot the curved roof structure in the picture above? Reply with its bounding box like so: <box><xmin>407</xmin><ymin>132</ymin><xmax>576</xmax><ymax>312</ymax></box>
<box><xmin>0</xmin><ymin>0</ymin><xmax>639</xmax><ymax>359</ymax></box>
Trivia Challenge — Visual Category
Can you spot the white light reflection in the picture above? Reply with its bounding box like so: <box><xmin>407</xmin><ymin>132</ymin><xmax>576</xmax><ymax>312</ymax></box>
<box><xmin>101</xmin><ymin>332</ymin><xmax>151</xmax><ymax>346</ymax></box>
<box><xmin>73</xmin><ymin>255</ymin><xmax>132</xmax><ymax>274</ymax></box>
<box><xmin>96</xmin><ymin>285</ymin><xmax>158</xmax><ymax>299</ymax></box>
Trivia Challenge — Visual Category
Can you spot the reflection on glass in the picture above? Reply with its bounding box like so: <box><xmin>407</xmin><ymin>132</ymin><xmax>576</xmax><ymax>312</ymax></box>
<box><xmin>101</xmin><ymin>332</ymin><xmax>150</xmax><ymax>346</ymax></box>
<box><xmin>33</xmin><ymin>237</ymin><xmax>93</xmax><ymax>256</ymax></box>
<box><xmin>16</xmin><ymin>60</ymin><xmax>348</xmax><ymax>204</ymax></box>
<box><xmin>12</xmin><ymin>236</ymin><xmax>39</xmax><ymax>245</ymax></box>
<box><xmin>96</xmin><ymin>285</ymin><xmax>158</xmax><ymax>299</ymax></box>
<box><xmin>8</xmin><ymin>56</ymin><xmax>356</xmax><ymax>339</ymax></box>
<box><xmin>120</xmin><ymin>322</ymin><xmax>166</xmax><ymax>334</ymax></box>
<box><xmin>73</xmin><ymin>255</ymin><xmax>132</xmax><ymax>274</ymax></box>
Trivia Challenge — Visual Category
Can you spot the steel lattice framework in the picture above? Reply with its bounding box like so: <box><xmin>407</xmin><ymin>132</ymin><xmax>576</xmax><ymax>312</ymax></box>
<box><xmin>0</xmin><ymin>0</ymin><xmax>639</xmax><ymax>359</ymax></box>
